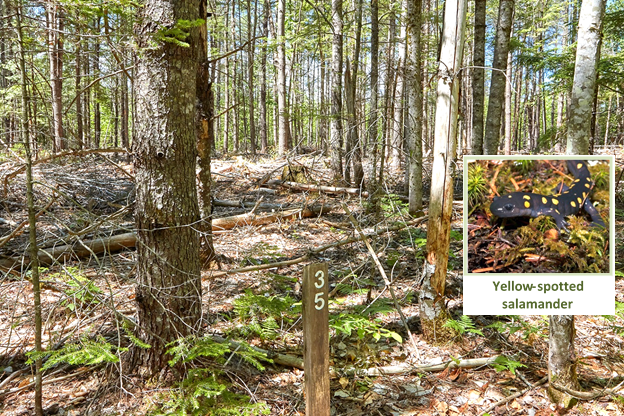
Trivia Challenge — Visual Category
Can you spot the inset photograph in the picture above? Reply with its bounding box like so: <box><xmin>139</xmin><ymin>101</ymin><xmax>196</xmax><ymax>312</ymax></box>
<box><xmin>465</xmin><ymin>157</ymin><xmax>612</xmax><ymax>274</ymax></box>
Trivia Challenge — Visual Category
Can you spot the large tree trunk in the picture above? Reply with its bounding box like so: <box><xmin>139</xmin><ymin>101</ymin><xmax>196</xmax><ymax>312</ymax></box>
<box><xmin>277</xmin><ymin>0</ymin><xmax>290</xmax><ymax>155</ymax></box>
<box><xmin>483</xmin><ymin>0</ymin><xmax>514</xmax><ymax>154</ymax></box>
<box><xmin>47</xmin><ymin>1</ymin><xmax>65</xmax><ymax>152</ymax></box>
<box><xmin>131</xmin><ymin>0</ymin><xmax>203</xmax><ymax>375</ymax></box>
<box><xmin>406</xmin><ymin>0</ymin><xmax>422</xmax><ymax>214</ymax></box>
<box><xmin>471</xmin><ymin>0</ymin><xmax>486</xmax><ymax>154</ymax></box>
<box><xmin>566</xmin><ymin>0</ymin><xmax>605</xmax><ymax>155</ymax></box>
<box><xmin>330</xmin><ymin>0</ymin><xmax>344</xmax><ymax>180</ymax></box>
<box><xmin>550</xmin><ymin>0</ymin><xmax>606</xmax><ymax>408</ymax></box>
<box><xmin>419</xmin><ymin>0</ymin><xmax>466</xmax><ymax>342</ymax></box>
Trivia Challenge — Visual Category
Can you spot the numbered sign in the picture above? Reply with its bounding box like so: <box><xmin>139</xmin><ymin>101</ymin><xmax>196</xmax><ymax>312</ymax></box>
<box><xmin>302</xmin><ymin>263</ymin><xmax>330</xmax><ymax>416</ymax></box>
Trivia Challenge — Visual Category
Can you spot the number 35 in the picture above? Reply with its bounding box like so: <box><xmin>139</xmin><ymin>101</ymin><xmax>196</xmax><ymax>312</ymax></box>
<box><xmin>314</xmin><ymin>270</ymin><xmax>325</xmax><ymax>310</ymax></box>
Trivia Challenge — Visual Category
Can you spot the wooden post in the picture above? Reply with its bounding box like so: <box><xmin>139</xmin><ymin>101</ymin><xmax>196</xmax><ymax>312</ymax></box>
<box><xmin>303</xmin><ymin>263</ymin><xmax>330</xmax><ymax>416</ymax></box>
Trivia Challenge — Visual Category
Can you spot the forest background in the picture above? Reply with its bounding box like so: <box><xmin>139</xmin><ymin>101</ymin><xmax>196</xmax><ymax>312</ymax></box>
<box><xmin>0</xmin><ymin>0</ymin><xmax>623</xmax><ymax>415</ymax></box>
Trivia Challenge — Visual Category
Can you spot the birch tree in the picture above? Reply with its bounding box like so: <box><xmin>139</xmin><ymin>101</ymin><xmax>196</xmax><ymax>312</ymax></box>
<box><xmin>419</xmin><ymin>0</ymin><xmax>467</xmax><ymax>341</ymax></box>
<box><xmin>549</xmin><ymin>0</ymin><xmax>606</xmax><ymax>408</ymax></box>
<box><xmin>566</xmin><ymin>0</ymin><xmax>605</xmax><ymax>154</ymax></box>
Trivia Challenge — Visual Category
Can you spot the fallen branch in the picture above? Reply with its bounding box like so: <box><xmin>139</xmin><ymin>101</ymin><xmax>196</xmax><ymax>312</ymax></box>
<box><xmin>213</xmin><ymin>198</ymin><xmax>288</xmax><ymax>211</ymax></box>
<box><xmin>210</xmin><ymin>336</ymin><xmax>499</xmax><ymax>379</ymax></box>
<box><xmin>0</xmin><ymin>205</ymin><xmax>332</xmax><ymax>268</ymax></box>
<box><xmin>345</xmin><ymin>355</ymin><xmax>501</xmax><ymax>376</ymax></box>
<box><xmin>480</xmin><ymin>376</ymin><xmax>548</xmax><ymax>416</ymax></box>
<box><xmin>0</xmin><ymin>194</ymin><xmax>58</xmax><ymax>249</ymax></box>
<box><xmin>551</xmin><ymin>379</ymin><xmax>624</xmax><ymax>401</ymax></box>
<box><xmin>267</xmin><ymin>179</ymin><xmax>369</xmax><ymax>197</ymax></box>
<box><xmin>3</xmin><ymin>148</ymin><xmax>129</xmax><ymax>193</ymax></box>
<box><xmin>212</xmin><ymin>204</ymin><xmax>331</xmax><ymax>231</ymax></box>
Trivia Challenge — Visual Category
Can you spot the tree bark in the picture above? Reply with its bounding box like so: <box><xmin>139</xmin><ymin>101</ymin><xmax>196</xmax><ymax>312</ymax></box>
<box><xmin>550</xmin><ymin>0</ymin><xmax>606</xmax><ymax>408</ymax></box>
<box><xmin>47</xmin><ymin>1</ymin><xmax>65</xmax><ymax>152</ymax></box>
<box><xmin>330</xmin><ymin>0</ymin><xmax>344</xmax><ymax>180</ymax></box>
<box><xmin>197</xmin><ymin>0</ymin><xmax>215</xmax><ymax>264</ymax></box>
<box><xmin>504</xmin><ymin>50</ymin><xmax>513</xmax><ymax>155</ymax></box>
<box><xmin>483</xmin><ymin>0</ymin><xmax>514</xmax><ymax>154</ymax></box>
<box><xmin>259</xmin><ymin>0</ymin><xmax>269</xmax><ymax>153</ymax></box>
<box><xmin>566</xmin><ymin>0</ymin><xmax>605</xmax><ymax>155</ymax></box>
<box><xmin>277</xmin><ymin>0</ymin><xmax>291</xmax><ymax>155</ymax></box>
<box><xmin>419</xmin><ymin>0</ymin><xmax>467</xmax><ymax>342</ymax></box>
<box><xmin>131</xmin><ymin>0</ymin><xmax>203</xmax><ymax>376</ymax></box>
<box><xmin>368</xmin><ymin>0</ymin><xmax>380</xmax><ymax>187</ymax></box>
<box><xmin>471</xmin><ymin>0</ymin><xmax>486</xmax><ymax>154</ymax></box>
<box><xmin>406</xmin><ymin>0</ymin><xmax>423</xmax><ymax>214</ymax></box>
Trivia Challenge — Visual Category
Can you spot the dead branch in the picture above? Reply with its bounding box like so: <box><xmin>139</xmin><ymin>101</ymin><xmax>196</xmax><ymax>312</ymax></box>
<box><xmin>0</xmin><ymin>205</ymin><xmax>332</xmax><ymax>268</ymax></box>
<box><xmin>551</xmin><ymin>380</ymin><xmax>624</xmax><ymax>401</ymax></box>
<box><xmin>212</xmin><ymin>205</ymin><xmax>331</xmax><ymax>231</ymax></box>
<box><xmin>266</xmin><ymin>179</ymin><xmax>369</xmax><ymax>197</ymax></box>
<box><xmin>480</xmin><ymin>376</ymin><xmax>548</xmax><ymax>416</ymax></box>
<box><xmin>3</xmin><ymin>148</ymin><xmax>129</xmax><ymax>193</ymax></box>
<box><xmin>0</xmin><ymin>194</ymin><xmax>58</xmax><ymax>249</ymax></box>
<box><xmin>212</xmin><ymin>198</ymin><xmax>288</xmax><ymax>211</ymax></box>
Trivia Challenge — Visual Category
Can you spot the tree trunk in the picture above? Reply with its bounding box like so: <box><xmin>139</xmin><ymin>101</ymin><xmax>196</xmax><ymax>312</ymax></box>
<box><xmin>330</xmin><ymin>0</ymin><xmax>344</xmax><ymax>180</ymax></box>
<box><xmin>567</xmin><ymin>0</ymin><xmax>604</xmax><ymax>156</ymax></box>
<box><xmin>548</xmin><ymin>315</ymin><xmax>580</xmax><ymax>408</ymax></box>
<box><xmin>471</xmin><ymin>0</ymin><xmax>485</xmax><ymax>154</ymax></box>
<box><xmin>504</xmin><ymin>50</ymin><xmax>512</xmax><ymax>155</ymax></box>
<box><xmin>419</xmin><ymin>0</ymin><xmax>466</xmax><ymax>342</ymax></box>
<box><xmin>47</xmin><ymin>1</ymin><xmax>65</xmax><ymax>152</ymax></box>
<box><xmin>368</xmin><ymin>0</ymin><xmax>380</xmax><ymax>186</ymax></box>
<box><xmin>406</xmin><ymin>0</ymin><xmax>423</xmax><ymax>214</ymax></box>
<box><xmin>391</xmin><ymin>6</ymin><xmax>407</xmax><ymax>169</ymax></box>
<box><xmin>483</xmin><ymin>0</ymin><xmax>514</xmax><ymax>154</ymax></box>
<box><xmin>277</xmin><ymin>0</ymin><xmax>290</xmax><ymax>155</ymax></box>
<box><xmin>131</xmin><ymin>0</ymin><xmax>203</xmax><ymax>375</ymax></box>
<box><xmin>75</xmin><ymin>34</ymin><xmax>83</xmax><ymax>149</ymax></box>
<box><xmin>246</xmin><ymin>0</ymin><xmax>257</xmax><ymax>154</ymax></box>
<box><xmin>15</xmin><ymin>4</ymin><xmax>43</xmax><ymax>413</ymax></box>
<box><xmin>259</xmin><ymin>0</ymin><xmax>269</xmax><ymax>153</ymax></box>
<box><xmin>197</xmin><ymin>0</ymin><xmax>215</xmax><ymax>264</ymax></box>
<box><xmin>550</xmin><ymin>0</ymin><xmax>606</xmax><ymax>408</ymax></box>
<box><xmin>93</xmin><ymin>17</ymin><xmax>101</xmax><ymax>148</ymax></box>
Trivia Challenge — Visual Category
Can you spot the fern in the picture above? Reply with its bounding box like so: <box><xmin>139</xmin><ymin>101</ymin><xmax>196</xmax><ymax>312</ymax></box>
<box><xmin>443</xmin><ymin>315</ymin><xmax>484</xmax><ymax>336</ymax></box>
<box><xmin>330</xmin><ymin>313</ymin><xmax>402</xmax><ymax>343</ymax></box>
<box><xmin>491</xmin><ymin>355</ymin><xmax>526</xmax><ymax>375</ymax></box>
<box><xmin>232</xmin><ymin>290</ymin><xmax>297</xmax><ymax>340</ymax></box>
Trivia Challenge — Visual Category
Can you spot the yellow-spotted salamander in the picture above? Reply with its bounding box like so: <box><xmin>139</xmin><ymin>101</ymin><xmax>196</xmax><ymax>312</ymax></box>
<box><xmin>490</xmin><ymin>160</ymin><xmax>605</xmax><ymax>231</ymax></box>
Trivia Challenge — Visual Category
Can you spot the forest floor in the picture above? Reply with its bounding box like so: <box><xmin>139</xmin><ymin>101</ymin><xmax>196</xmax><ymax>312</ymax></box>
<box><xmin>0</xmin><ymin>151</ymin><xmax>623</xmax><ymax>416</ymax></box>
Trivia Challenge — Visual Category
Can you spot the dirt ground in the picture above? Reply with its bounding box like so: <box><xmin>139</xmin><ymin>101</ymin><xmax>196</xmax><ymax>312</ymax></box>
<box><xmin>0</xmin><ymin>152</ymin><xmax>624</xmax><ymax>415</ymax></box>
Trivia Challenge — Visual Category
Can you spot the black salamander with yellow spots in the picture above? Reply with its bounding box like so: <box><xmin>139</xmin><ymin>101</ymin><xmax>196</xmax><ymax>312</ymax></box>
<box><xmin>490</xmin><ymin>160</ymin><xmax>605</xmax><ymax>231</ymax></box>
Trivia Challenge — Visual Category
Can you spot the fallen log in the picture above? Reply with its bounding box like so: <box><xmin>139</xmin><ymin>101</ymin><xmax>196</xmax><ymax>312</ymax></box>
<box><xmin>0</xmin><ymin>205</ymin><xmax>331</xmax><ymax>268</ymax></box>
<box><xmin>212</xmin><ymin>204</ymin><xmax>331</xmax><ymax>231</ymax></box>
<box><xmin>266</xmin><ymin>179</ymin><xmax>369</xmax><ymax>198</ymax></box>
<box><xmin>213</xmin><ymin>198</ymin><xmax>288</xmax><ymax>211</ymax></box>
